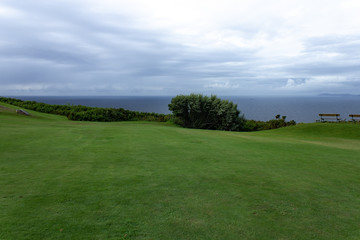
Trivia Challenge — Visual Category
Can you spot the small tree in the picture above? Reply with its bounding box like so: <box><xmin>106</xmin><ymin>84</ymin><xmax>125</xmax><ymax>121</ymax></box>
<box><xmin>168</xmin><ymin>94</ymin><xmax>245</xmax><ymax>131</ymax></box>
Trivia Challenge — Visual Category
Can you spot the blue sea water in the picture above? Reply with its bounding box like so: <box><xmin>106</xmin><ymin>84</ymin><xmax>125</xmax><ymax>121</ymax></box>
<box><xmin>13</xmin><ymin>95</ymin><xmax>360</xmax><ymax>123</ymax></box>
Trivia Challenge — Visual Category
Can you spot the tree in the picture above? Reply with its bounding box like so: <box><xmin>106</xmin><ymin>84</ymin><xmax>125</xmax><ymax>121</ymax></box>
<box><xmin>168</xmin><ymin>94</ymin><xmax>245</xmax><ymax>131</ymax></box>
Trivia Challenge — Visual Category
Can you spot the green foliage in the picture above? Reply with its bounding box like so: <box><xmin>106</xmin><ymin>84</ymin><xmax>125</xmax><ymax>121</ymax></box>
<box><xmin>168</xmin><ymin>94</ymin><xmax>245</xmax><ymax>131</ymax></box>
<box><xmin>243</xmin><ymin>115</ymin><xmax>296</xmax><ymax>131</ymax></box>
<box><xmin>0</xmin><ymin>97</ymin><xmax>169</xmax><ymax>122</ymax></box>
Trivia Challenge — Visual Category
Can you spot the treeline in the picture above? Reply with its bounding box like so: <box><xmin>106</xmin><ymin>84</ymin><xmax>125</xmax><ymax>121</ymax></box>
<box><xmin>0</xmin><ymin>97</ymin><xmax>170</xmax><ymax>122</ymax></box>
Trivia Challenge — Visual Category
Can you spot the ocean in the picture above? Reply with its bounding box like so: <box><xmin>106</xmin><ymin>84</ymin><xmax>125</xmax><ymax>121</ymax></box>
<box><xmin>13</xmin><ymin>95</ymin><xmax>360</xmax><ymax>123</ymax></box>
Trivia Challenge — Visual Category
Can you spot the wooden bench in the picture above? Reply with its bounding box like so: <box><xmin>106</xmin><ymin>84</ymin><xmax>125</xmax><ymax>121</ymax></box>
<box><xmin>319</xmin><ymin>114</ymin><xmax>340</xmax><ymax>122</ymax></box>
<box><xmin>349</xmin><ymin>114</ymin><xmax>360</xmax><ymax>122</ymax></box>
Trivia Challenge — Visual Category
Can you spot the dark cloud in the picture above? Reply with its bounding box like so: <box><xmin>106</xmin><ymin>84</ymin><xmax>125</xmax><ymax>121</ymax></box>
<box><xmin>280</xmin><ymin>35</ymin><xmax>360</xmax><ymax>79</ymax></box>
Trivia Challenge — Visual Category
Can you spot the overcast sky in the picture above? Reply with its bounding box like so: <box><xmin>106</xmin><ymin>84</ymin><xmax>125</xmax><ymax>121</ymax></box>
<box><xmin>1</xmin><ymin>0</ymin><xmax>360</xmax><ymax>96</ymax></box>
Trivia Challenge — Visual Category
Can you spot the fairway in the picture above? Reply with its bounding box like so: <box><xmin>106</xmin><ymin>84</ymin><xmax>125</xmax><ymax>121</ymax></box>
<box><xmin>1</xmin><ymin>103</ymin><xmax>360</xmax><ymax>240</ymax></box>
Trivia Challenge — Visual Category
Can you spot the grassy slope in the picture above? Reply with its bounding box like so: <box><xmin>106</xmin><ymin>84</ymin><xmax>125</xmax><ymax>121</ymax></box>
<box><xmin>1</xmin><ymin>103</ymin><xmax>360</xmax><ymax>240</ymax></box>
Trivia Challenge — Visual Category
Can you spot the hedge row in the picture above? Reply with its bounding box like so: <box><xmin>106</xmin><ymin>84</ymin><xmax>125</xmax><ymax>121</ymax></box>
<box><xmin>0</xmin><ymin>97</ymin><xmax>170</xmax><ymax>122</ymax></box>
<box><xmin>243</xmin><ymin>116</ymin><xmax>296</xmax><ymax>131</ymax></box>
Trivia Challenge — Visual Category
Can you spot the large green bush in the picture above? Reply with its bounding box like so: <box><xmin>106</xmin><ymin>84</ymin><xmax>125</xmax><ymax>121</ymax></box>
<box><xmin>168</xmin><ymin>94</ymin><xmax>245</xmax><ymax>131</ymax></box>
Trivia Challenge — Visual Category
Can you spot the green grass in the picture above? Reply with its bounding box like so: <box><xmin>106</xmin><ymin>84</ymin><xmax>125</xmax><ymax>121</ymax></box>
<box><xmin>1</xmin><ymin>103</ymin><xmax>360</xmax><ymax>239</ymax></box>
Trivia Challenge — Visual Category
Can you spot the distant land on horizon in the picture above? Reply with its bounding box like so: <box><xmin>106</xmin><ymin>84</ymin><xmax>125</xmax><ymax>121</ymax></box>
<box><xmin>317</xmin><ymin>93</ymin><xmax>360</xmax><ymax>97</ymax></box>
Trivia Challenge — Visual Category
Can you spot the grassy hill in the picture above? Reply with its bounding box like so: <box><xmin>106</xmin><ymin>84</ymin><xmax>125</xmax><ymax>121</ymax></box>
<box><xmin>1</xmin><ymin>103</ymin><xmax>360</xmax><ymax>239</ymax></box>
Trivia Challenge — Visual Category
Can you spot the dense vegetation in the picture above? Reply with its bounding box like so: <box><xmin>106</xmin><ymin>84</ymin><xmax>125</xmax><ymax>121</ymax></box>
<box><xmin>0</xmin><ymin>97</ymin><xmax>169</xmax><ymax>122</ymax></box>
<box><xmin>1</xmin><ymin>96</ymin><xmax>296</xmax><ymax>131</ymax></box>
<box><xmin>243</xmin><ymin>114</ymin><xmax>297</xmax><ymax>131</ymax></box>
<box><xmin>168</xmin><ymin>94</ymin><xmax>245</xmax><ymax>131</ymax></box>
<box><xmin>1</xmin><ymin>103</ymin><xmax>360</xmax><ymax>239</ymax></box>
<box><xmin>168</xmin><ymin>94</ymin><xmax>296</xmax><ymax>131</ymax></box>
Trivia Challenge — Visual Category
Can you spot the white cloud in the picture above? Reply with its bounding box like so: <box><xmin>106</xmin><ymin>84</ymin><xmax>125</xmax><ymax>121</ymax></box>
<box><xmin>279</xmin><ymin>76</ymin><xmax>356</xmax><ymax>95</ymax></box>
<box><xmin>0</xmin><ymin>5</ymin><xmax>22</xmax><ymax>18</ymax></box>
<box><xmin>285</xmin><ymin>79</ymin><xmax>298</xmax><ymax>88</ymax></box>
<box><xmin>205</xmin><ymin>80</ymin><xmax>240</xmax><ymax>89</ymax></box>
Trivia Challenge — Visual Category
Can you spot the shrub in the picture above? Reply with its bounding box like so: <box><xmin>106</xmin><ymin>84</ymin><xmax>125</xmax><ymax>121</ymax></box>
<box><xmin>168</xmin><ymin>94</ymin><xmax>245</xmax><ymax>131</ymax></box>
<box><xmin>242</xmin><ymin>115</ymin><xmax>296</xmax><ymax>131</ymax></box>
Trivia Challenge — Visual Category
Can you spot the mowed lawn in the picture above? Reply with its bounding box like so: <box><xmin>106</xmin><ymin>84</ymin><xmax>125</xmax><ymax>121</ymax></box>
<box><xmin>1</xmin><ymin>103</ymin><xmax>360</xmax><ymax>240</ymax></box>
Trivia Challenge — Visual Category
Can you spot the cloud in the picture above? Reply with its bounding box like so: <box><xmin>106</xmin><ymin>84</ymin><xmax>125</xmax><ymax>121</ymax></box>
<box><xmin>0</xmin><ymin>0</ymin><xmax>360</xmax><ymax>96</ymax></box>
<box><xmin>284</xmin><ymin>79</ymin><xmax>305</xmax><ymax>88</ymax></box>
<box><xmin>277</xmin><ymin>76</ymin><xmax>360</xmax><ymax>95</ymax></box>
<box><xmin>205</xmin><ymin>80</ymin><xmax>240</xmax><ymax>89</ymax></box>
